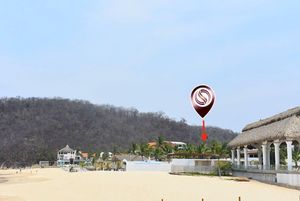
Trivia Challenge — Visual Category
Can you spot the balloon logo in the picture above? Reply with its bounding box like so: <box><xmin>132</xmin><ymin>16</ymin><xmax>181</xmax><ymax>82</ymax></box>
<box><xmin>191</xmin><ymin>85</ymin><xmax>215</xmax><ymax>142</ymax></box>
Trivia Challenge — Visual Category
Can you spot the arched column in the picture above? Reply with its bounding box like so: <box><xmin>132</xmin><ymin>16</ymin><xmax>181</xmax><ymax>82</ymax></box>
<box><xmin>231</xmin><ymin>149</ymin><xmax>235</xmax><ymax>164</ymax></box>
<box><xmin>274</xmin><ymin>140</ymin><xmax>280</xmax><ymax>170</ymax></box>
<box><xmin>257</xmin><ymin>148</ymin><xmax>262</xmax><ymax>169</ymax></box>
<box><xmin>262</xmin><ymin>142</ymin><xmax>267</xmax><ymax>170</ymax></box>
<box><xmin>244</xmin><ymin>145</ymin><xmax>248</xmax><ymax>169</ymax></box>
<box><xmin>236</xmin><ymin>147</ymin><xmax>241</xmax><ymax>167</ymax></box>
<box><xmin>286</xmin><ymin>140</ymin><xmax>293</xmax><ymax>171</ymax></box>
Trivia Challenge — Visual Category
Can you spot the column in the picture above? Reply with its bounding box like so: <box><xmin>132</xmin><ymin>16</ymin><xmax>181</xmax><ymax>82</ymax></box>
<box><xmin>274</xmin><ymin>141</ymin><xmax>280</xmax><ymax>170</ymax></box>
<box><xmin>266</xmin><ymin>146</ymin><xmax>271</xmax><ymax>169</ymax></box>
<box><xmin>244</xmin><ymin>145</ymin><xmax>248</xmax><ymax>169</ymax></box>
<box><xmin>257</xmin><ymin>148</ymin><xmax>262</xmax><ymax>169</ymax></box>
<box><xmin>262</xmin><ymin>143</ymin><xmax>267</xmax><ymax>170</ymax></box>
<box><xmin>236</xmin><ymin>147</ymin><xmax>241</xmax><ymax>167</ymax></box>
<box><xmin>286</xmin><ymin>141</ymin><xmax>293</xmax><ymax>171</ymax></box>
<box><xmin>231</xmin><ymin>149</ymin><xmax>235</xmax><ymax>164</ymax></box>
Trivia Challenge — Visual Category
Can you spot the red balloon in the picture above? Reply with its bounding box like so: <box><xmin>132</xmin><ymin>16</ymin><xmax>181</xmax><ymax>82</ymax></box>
<box><xmin>191</xmin><ymin>85</ymin><xmax>215</xmax><ymax>118</ymax></box>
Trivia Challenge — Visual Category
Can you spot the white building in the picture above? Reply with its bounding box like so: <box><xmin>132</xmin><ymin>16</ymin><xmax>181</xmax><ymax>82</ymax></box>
<box><xmin>57</xmin><ymin>145</ymin><xmax>81</xmax><ymax>166</ymax></box>
<box><xmin>168</xmin><ymin>141</ymin><xmax>187</xmax><ymax>150</ymax></box>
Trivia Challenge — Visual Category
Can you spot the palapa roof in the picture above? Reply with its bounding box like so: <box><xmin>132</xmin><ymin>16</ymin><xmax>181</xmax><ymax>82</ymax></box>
<box><xmin>228</xmin><ymin>107</ymin><xmax>300</xmax><ymax>148</ymax></box>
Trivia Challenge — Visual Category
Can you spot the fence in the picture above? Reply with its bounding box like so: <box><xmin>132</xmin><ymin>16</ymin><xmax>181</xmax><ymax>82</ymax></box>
<box><xmin>125</xmin><ymin>161</ymin><xmax>172</xmax><ymax>172</ymax></box>
<box><xmin>171</xmin><ymin>165</ymin><xmax>215</xmax><ymax>174</ymax></box>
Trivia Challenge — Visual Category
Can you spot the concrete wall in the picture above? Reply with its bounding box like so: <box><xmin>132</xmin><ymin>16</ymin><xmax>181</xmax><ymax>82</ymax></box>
<box><xmin>171</xmin><ymin>159</ymin><xmax>196</xmax><ymax>166</ymax></box>
<box><xmin>171</xmin><ymin>165</ymin><xmax>215</xmax><ymax>174</ymax></box>
<box><xmin>277</xmin><ymin>173</ymin><xmax>300</xmax><ymax>187</ymax></box>
<box><xmin>232</xmin><ymin>169</ymin><xmax>300</xmax><ymax>188</ymax></box>
<box><xmin>125</xmin><ymin>161</ymin><xmax>171</xmax><ymax>172</ymax></box>
<box><xmin>232</xmin><ymin>170</ymin><xmax>276</xmax><ymax>183</ymax></box>
<box><xmin>170</xmin><ymin>159</ymin><xmax>222</xmax><ymax>174</ymax></box>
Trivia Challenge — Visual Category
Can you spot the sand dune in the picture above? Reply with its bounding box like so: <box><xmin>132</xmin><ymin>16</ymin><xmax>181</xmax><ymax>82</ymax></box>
<box><xmin>0</xmin><ymin>168</ymin><xmax>299</xmax><ymax>201</ymax></box>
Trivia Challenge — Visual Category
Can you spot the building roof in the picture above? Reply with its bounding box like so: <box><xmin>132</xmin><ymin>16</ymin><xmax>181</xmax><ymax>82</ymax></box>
<box><xmin>148</xmin><ymin>142</ymin><xmax>156</xmax><ymax>147</ymax></box>
<box><xmin>59</xmin><ymin>145</ymin><xmax>75</xmax><ymax>153</ymax></box>
<box><xmin>148</xmin><ymin>141</ymin><xmax>186</xmax><ymax>147</ymax></box>
<box><xmin>167</xmin><ymin>141</ymin><xmax>186</xmax><ymax>145</ymax></box>
<box><xmin>81</xmin><ymin>152</ymin><xmax>89</xmax><ymax>158</ymax></box>
<box><xmin>228</xmin><ymin>107</ymin><xmax>300</xmax><ymax>148</ymax></box>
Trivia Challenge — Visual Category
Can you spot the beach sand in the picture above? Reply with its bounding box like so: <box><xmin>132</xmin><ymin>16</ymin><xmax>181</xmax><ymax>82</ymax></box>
<box><xmin>0</xmin><ymin>168</ymin><xmax>299</xmax><ymax>201</ymax></box>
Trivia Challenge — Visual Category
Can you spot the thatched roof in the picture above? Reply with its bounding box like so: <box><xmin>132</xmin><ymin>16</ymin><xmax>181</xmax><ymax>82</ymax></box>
<box><xmin>228</xmin><ymin>107</ymin><xmax>300</xmax><ymax>148</ymax></box>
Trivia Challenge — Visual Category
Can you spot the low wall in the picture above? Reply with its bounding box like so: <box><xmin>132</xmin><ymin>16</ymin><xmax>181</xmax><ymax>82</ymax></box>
<box><xmin>277</xmin><ymin>173</ymin><xmax>300</xmax><ymax>187</ymax></box>
<box><xmin>233</xmin><ymin>169</ymin><xmax>300</xmax><ymax>189</ymax></box>
<box><xmin>232</xmin><ymin>169</ymin><xmax>276</xmax><ymax>183</ymax></box>
<box><xmin>170</xmin><ymin>159</ymin><xmax>223</xmax><ymax>174</ymax></box>
<box><xmin>171</xmin><ymin>165</ymin><xmax>215</xmax><ymax>174</ymax></box>
<box><xmin>125</xmin><ymin>161</ymin><xmax>171</xmax><ymax>172</ymax></box>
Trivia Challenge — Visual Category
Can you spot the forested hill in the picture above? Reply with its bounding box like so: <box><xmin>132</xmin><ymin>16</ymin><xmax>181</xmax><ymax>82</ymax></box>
<box><xmin>0</xmin><ymin>97</ymin><xmax>237</xmax><ymax>166</ymax></box>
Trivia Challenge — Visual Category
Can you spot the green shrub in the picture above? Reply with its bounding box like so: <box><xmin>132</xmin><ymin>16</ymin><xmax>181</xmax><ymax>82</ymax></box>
<box><xmin>215</xmin><ymin>161</ymin><xmax>232</xmax><ymax>176</ymax></box>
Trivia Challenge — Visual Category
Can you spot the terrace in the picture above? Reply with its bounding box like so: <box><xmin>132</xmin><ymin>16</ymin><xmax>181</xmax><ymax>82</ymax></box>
<box><xmin>228</xmin><ymin>107</ymin><xmax>300</xmax><ymax>187</ymax></box>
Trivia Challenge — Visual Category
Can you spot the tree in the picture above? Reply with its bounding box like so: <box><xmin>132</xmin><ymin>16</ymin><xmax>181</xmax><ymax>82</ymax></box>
<box><xmin>209</xmin><ymin>141</ymin><xmax>229</xmax><ymax>176</ymax></box>
<box><xmin>210</xmin><ymin>141</ymin><xmax>229</xmax><ymax>159</ymax></box>
<box><xmin>293</xmin><ymin>145</ymin><xmax>300</xmax><ymax>168</ymax></box>
<box><xmin>280</xmin><ymin>147</ymin><xmax>287</xmax><ymax>165</ymax></box>
<box><xmin>130</xmin><ymin>143</ymin><xmax>138</xmax><ymax>155</ymax></box>
<box><xmin>156</xmin><ymin>136</ymin><xmax>164</xmax><ymax>148</ymax></box>
<box><xmin>138</xmin><ymin>143</ymin><xmax>151</xmax><ymax>160</ymax></box>
<box><xmin>197</xmin><ymin>143</ymin><xmax>210</xmax><ymax>154</ymax></box>
<box><xmin>186</xmin><ymin>144</ymin><xmax>196</xmax><ymax>154</ymax></box>
<box><xmin>154</xmin><ymin>147</ymin><xmax>164</xmax><ymax>161</ymax></box>
<box><xmin>101</xmin><ymin>152</ymin><xmax>109</xmax><ymax>161</ymax></box>
<box><xmin>112</xmin><ymin>145</ymin><xmax>118</xmax><ymax>155</ymax></box>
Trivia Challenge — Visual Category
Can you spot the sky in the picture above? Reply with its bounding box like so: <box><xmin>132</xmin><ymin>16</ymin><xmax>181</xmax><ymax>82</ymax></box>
<box><xmin>0</xmin><ymin>0</ymin><xmax>300</xmax><ymax>132</ymax></box>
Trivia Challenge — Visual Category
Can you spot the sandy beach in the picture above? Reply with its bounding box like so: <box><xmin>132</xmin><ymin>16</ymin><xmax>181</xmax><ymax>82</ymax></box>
<box><xmin>0</xmin><ymin>168</ymin><xmax>299</xmax><ymax>201</ymax></box>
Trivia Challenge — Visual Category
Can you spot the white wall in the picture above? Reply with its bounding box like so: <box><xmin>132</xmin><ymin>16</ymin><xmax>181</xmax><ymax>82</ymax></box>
<box><xmin>277</xmin><ymin>173</ymin><xmax>300</xmax><ymax>187</ymax></box>
<box><xmin>125</xmin><ymin>161</ymin><xmax>171</xmax><ymax>172</ymax></box>
<box><xmin>171</xmin><ymin>159</ymin><xmax>195</xmax><ymax>166</ymax></box>
<box><xmin>58</xmin><ymin>152</ymin><xmax>77</xmax><ymax>160</ymax></box>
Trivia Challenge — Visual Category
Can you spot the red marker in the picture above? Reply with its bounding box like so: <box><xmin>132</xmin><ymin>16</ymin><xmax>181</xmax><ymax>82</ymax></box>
<box><xmin>191</xmin><ymin>85</ymin><xmax>215</xmax><ymax>142</ymax></box>
<box><xmin>201</xmin><ymin>119</ymin><xmax>207</xmax><ymax>141</ymax></box>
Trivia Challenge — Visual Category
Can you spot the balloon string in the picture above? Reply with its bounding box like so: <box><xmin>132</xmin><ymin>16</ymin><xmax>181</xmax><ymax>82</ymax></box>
<box><xmin>202</xmin><ymin>119</ymin><xmax>206</xmax><ymax>133</ymax></box>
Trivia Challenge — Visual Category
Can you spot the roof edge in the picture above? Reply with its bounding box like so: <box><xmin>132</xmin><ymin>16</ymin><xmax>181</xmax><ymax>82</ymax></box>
<box><xmin>242</xmin><ymin>107</ymin><xmax>300</xmax><ymax>132</ymax></box>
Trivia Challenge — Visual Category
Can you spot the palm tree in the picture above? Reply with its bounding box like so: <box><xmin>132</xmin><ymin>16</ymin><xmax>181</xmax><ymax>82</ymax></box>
<box><xmin>197</xmin><ymin>143</ymin><xmax>210</xmax><ymax>158</ymax></box>
<box><xmin>152</xmin><ymin>136</ymin><xmax>171</xmax><ymax>160</ymax></box>
<box><xmin>210</xmin><ymin>141</ymin><xmax>229</xmax><ymax>159</ymax></box>
<box><xmin>293</xmin><ymin>145</ymin><xmax>300</xmax><ymax>168</ymax></box>
<box><xmin>280</xmin><ymin>146</ymin><xmax>287</xmax><ymax>165</ymax></box>
<box><xmin>154</xmin><ymin>147</ymin><xmax>164</xmax><ymax>161</ymax></box>
<box><xmin>162</xmin><ymin>143</ymin><xmax>174</xmax><ymax>154</ymax></box>
<box><xmin>186</xmin><ymin>144</ymin><xmax>196</xmax><ymax>155</ymax></box>
<box><xmin>156</xmin><ymin>136</ymin><xmax>164</xmax><ymax>148</ymax></box>
<box><xmin>131</xmin><ymin>143</ymin><xmax>138</xmax><ymax>155</ymax></box>
<box><xmin>197</xmin><ymin>143</ymin><xmax>209</xmax><ymax>153</ymax></box>
<box><xmin>210</xmin><ymin>141</ymin><xmax>229</xmax><ymax>176</ymax></box>
<box><xmin>139</xmin><ymin>143</ymin><xmax>150</xmax><ymax>160</ymax></box>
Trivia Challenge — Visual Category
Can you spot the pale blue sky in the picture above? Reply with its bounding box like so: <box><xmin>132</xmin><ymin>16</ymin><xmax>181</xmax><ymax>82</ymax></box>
<box><xmin>0</xmin><ymin>1</ymin><xmax>299</xmax><ymax>132</ymax></box>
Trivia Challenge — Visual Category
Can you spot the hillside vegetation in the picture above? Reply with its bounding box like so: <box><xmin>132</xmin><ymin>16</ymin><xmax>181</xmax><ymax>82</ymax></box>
<box><xmin>0</xmin><ymin>97</ymin><xmax>237</xmax><ymax>166</ymax></box>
